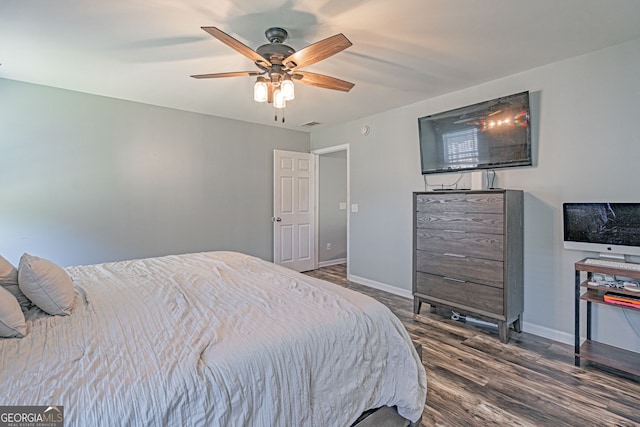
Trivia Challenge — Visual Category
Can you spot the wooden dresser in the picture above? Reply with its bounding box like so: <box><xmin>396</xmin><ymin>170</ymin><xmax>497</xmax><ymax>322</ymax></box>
<box><xmin>413</xmin><ymin>190</ymin><xmax>524</xmax><ymax>343</ymax></box>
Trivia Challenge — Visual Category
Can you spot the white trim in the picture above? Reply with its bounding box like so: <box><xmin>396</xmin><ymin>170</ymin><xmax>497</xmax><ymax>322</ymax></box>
<box><xmin>521</xmin><ymin>322</ymin><xmax>576</xmax><ymax>346</ymax></box>
<box><xmin>312</xmin><ymin>143</ymin><xmax>350</xmax><ymax>155</ymax></box>
<box><xmin>350</xmin><ymin>272</ymin><xmax>576</xmax><ymax>346</ymax></box>
<box><xmin>312</xmin><ymin>144</ymin><xmax>350</xmax><ymax>277</ymax></box>
<box><xmin>318</xmin><ymin>258</ymin><xmax>347</xmax><ymax>268</ymax></box>
<box><xmin>348</xmin><ymin>274</ymin><xmax>414</xmax><ymax>300</ymax></box>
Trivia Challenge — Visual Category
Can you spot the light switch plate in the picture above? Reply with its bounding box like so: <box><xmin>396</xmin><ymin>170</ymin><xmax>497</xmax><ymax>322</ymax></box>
<box><xmin>339</xmin><ymin>202</ymin><xmax>347</xmax><ymax>210</ymax></box>
<box><xmin>351</xmin><ymin>203</ymin><xmax>359</xmax><ymax>213</ymax></box>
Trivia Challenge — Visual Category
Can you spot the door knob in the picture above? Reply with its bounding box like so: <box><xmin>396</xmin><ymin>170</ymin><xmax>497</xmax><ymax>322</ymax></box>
<box><xmin>272</xmin><ymin>217</ymin><xmax>282</xmax><ymax>222</ymax></box>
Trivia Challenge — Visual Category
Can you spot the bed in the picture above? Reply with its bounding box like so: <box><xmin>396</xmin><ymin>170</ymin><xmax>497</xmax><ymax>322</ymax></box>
<box><xmin>0</xmin><ymin>251</ymin><xmax>427</xmax><ymax>426</ymax></box>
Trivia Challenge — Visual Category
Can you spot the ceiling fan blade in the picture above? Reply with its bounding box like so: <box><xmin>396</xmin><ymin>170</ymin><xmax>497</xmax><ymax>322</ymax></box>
<box><xmin>191</xmin><ymin>71</ymin><xmax>263</xmax><ymax>79</ymax></box>
<box><xmin>283</xmin><ymin>34</ymin><xmax>352</xmax><ymax>70</ymax></box>
<box><xmin>201</xmin><ymin>27</ymin><xmax>271</xmax><ymax>67</ymax></box>
<box><xmin>292</xmin><ymin>71</ymin><xmax>355</xmax><ymax>92</ymax></box>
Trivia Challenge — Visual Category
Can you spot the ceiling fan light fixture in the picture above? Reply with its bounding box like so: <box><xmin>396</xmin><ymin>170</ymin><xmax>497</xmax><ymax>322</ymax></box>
<box><xmin>281</xmin><ymin>75</ymin><xmax>295</xmax><ymax>101</ymax></box>
<box><xmin>273</xmin><ymin>88</ymin><xmax>286</xmax><ymax>109</ymax></box>
<box><xmin>254</xmin><ymin>77</ymin><xmax>268</xmax><ymax>103</ymax></box>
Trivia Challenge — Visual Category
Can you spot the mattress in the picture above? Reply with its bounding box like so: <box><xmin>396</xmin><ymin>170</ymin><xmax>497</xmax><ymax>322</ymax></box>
<box><xmin>0</xmin><ymin>251</ymin><xmax>427</xmax><ymax>426</ymax></box>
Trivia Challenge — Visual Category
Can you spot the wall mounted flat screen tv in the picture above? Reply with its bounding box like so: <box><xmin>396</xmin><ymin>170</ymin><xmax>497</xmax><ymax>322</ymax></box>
<box><xmin>563</xmin><ymin>202</ymin><xmax>640</xmax><ymax>258</ymax></box>
<box><xmin>418</xmin><ymin>91</ymin><xmax>532</xmax><ymax>174</ymax></box>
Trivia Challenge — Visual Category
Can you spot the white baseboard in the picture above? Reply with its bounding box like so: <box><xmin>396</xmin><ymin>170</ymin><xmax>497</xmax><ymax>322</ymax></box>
<box><xmin>348</xmin><ymin>274</ymin><xmax>413</xmax><ymax>299</ymax></box>
<box><xmin>521</xmin><ymin>322</ymin><xmax>575</xmax><ymax>346</ymax></box>
<box><xmin>349</xmin><ymin>273</ymin><xmax>574</xmax><ymax>346</ymax></box>
<box><xmin>318</xmin><ymin>258</ymin><xmax>347</xmax><ymax>268</ymax></box>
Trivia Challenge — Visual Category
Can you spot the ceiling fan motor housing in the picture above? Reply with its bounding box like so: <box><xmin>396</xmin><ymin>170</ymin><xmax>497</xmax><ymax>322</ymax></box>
<box><xmin>258</xmin><ymin>27</ymin><xmax>296</xmax><ymax>70</ymax></box>
<box><xmin>256</xmin><ymin>43</ymin><xmax>296</xmax><ymax>63</ymax></box>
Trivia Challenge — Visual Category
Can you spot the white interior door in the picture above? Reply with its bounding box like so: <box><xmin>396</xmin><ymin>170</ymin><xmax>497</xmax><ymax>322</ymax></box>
<box><xmin>273</xmin><ymin>150</ymin><xmax>316</xmax><ymax>272</ymax></box>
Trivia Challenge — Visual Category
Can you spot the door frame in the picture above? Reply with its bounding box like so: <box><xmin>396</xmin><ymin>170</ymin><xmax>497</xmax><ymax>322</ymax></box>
<box><xmin>312</xmin><ymin>143</ymin><xmax>350</xmax><ymax>276</ymax></box>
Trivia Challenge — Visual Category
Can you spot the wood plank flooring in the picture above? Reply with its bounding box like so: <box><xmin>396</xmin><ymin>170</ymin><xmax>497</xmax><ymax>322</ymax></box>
<box><xmin>305</xmin><ymin>264</ymin><xmax>640</xmax><ymax>427</ymax></box>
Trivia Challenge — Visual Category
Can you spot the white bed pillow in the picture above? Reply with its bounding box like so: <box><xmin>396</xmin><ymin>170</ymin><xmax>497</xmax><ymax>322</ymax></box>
<box><xmin>0</xmin><ymin>286</ymin><xmax>27</xmax><ymax>338</ymax></box>
<box><xmin>0</xmin><ymin>255</ymin><xmax>18</xmax><ymax>284</ymax></box>
<box><xmin>0</xmin><ymin>255</ymin><xmax>33</xmax><ymax>312</ymax></box>
<box><xmin>18</xmin><ymin>254</ymin><xmax>74</xmax><ymax>316</ymax></box>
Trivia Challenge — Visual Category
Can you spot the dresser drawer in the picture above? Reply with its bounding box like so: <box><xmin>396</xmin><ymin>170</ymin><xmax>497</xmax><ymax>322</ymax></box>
<box><xmin>416</xmin><ymin>229</ymin><xmax>503</xmax><ymax>261</ymax></box>
<box><xmin>415</xmin><ymin>272</ymin><xmax>503</xmax><ymax>316</ymax></box>
<box><xmin>415</xmin><ymin>211</ymin><xmax>503</xmax><ymax>234</ymax></box>
<box><xmin>416</xmin><ymin>250</ymin><xmax>504</xmax><ymax>288</ymax></box>
<box><xmin>416</xmin><ymin>193</ymin><xmax>504</xmax><ymax>214</ymax></box>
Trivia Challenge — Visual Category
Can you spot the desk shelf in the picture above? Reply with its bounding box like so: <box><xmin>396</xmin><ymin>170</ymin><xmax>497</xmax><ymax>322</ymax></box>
<box><xmin>574</xmin><ymin>259</ymin><xmax>640</xmax><ymax>379</ymax></box>
<box><xmin>580</xmin><ymin>284</ymin><xmax>640</xmax><ymax>312</ymax></box>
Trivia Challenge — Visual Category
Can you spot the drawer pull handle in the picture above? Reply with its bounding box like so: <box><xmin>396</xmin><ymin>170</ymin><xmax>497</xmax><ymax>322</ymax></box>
<box><xmin>444</xmin><ymin>253</ymin><xmax>466</xmax><ymax>258</ymax></box>
<box><xmin>443</xmin><ymin>229</ymin><xmax>466</xmax><ymax>233</ymax></box>
<box><xmin>444</xmin><ymin>277</ymin><xmax>466</xmax><ymax>283</ymax></box>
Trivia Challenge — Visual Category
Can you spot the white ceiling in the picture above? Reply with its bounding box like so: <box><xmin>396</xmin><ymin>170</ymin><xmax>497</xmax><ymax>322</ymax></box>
<box><xmin>2</xmin><ymin>0</ymin><xmax>640</xmax><ymax>131</ymax></box>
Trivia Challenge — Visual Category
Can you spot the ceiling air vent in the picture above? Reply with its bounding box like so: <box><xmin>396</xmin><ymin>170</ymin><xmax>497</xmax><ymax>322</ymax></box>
<box><xmin>301</xmin><ymin>121</ymin><xmax>321</xmax><ymax>128</ymax></box>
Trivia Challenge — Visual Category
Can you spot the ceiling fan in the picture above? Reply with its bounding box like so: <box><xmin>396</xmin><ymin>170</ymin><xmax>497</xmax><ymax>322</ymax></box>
<box><xmin>191</xmin><ymin>26</ymin><xmax>355</xmax><ymax>120</ymax></box>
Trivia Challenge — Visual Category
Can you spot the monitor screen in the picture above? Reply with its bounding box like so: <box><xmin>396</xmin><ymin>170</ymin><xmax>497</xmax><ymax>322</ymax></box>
<box><xmin>418</xmin><ymin>91</ymin><xmax>531</xmax><ymax>174</ymax></box>
<box><xmin>563</xmin><ymin>202</ymin><xmax>640</xmax><ymax>257</ymax></box>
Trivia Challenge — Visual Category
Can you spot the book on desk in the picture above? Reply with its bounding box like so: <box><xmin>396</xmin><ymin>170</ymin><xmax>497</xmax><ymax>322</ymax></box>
<box><xmin>603</xmin><ymin>292</ymin><xmax>640</xmax><ymax>308</ymax></box>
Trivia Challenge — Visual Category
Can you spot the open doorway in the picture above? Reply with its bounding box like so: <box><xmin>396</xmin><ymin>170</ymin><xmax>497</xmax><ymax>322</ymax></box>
<box><xmin>313</xmin><ymin>144</ymin><xmax>349</xmax><ymax>275</ymax></box>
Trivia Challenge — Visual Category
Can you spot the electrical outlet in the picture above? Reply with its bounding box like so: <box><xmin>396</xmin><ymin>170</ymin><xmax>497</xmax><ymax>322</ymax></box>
<box><xmin>326</xmin><ymin>243</ymin><xmax>332</xmax><ymax>251</ymax></box>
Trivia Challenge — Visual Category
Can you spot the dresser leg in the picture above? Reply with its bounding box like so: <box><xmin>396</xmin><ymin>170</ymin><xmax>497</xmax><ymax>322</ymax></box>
<box><xmin>513</xmin><ymin>315</ymin><xmax>522</xmax><ymax>333</ymax></box>
<box><xmin>498</xmin><ymin>321</ymin><xmax>509</xmax><ymax>343</ymax></box>
<box><xmin>413</xmin><ymin>298</ymin><xmax>422</xmax><ymax>314</ymax></box>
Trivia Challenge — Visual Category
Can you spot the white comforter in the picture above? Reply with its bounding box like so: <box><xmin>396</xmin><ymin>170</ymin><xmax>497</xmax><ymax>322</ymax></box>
<box><xmin>0</xmin><ymin>251</ymin><xmax>426</xmax><ymax>426</ymax></box>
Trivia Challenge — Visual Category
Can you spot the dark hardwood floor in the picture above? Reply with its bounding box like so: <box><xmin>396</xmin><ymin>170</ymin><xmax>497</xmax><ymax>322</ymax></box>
<box><xmin>305</xmin><ymin>264</ymin><xmax>640</xmax><ymax>427</ymax></box>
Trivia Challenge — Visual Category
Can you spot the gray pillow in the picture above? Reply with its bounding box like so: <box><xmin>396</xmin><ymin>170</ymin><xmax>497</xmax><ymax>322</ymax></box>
<box><xmin>0</xmin><ymin>255</ymin><xmax>18</xmax><ymax>285</ymax></box>
<box><xmin>18</xmin><ymin>254</ymin><xmax>74</xmax><ymax>316</ymax></box>
<box><xmin>0</xmin><ymin>286</ymin><xmax>27</xmax><ymax>338</ymax></box>
<box><xmin>0</xmin><ymin>255</ymin><xmax>33</xmax><ymax>312</ymax></box>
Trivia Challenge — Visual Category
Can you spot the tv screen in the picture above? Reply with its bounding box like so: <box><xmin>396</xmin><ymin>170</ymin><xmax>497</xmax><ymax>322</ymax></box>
<box><xmin>563</xmin><ymin>202</ymin><xmax>640</xmax><ymax>257</ymax></box>
<box><xmin>418</xmin><ymin>91</ymin><xmax>532</xmax><ymax>174</ymax></box>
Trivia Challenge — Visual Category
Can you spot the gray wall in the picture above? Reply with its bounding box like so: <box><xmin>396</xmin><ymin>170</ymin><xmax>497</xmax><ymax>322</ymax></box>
<box><xmin>0</xmin><ymin>78</ymin><xmax>310</xmax><ymax>267</ymax></box>
<box><xmin>318</xmin><ymin>151</ymin><xmax>347</xmax><ymax>264</ymax></box>
<box><xmin>310</xmin><ymin>37</ymin><xmax>640</xmax><ymax>352</ymax></box>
